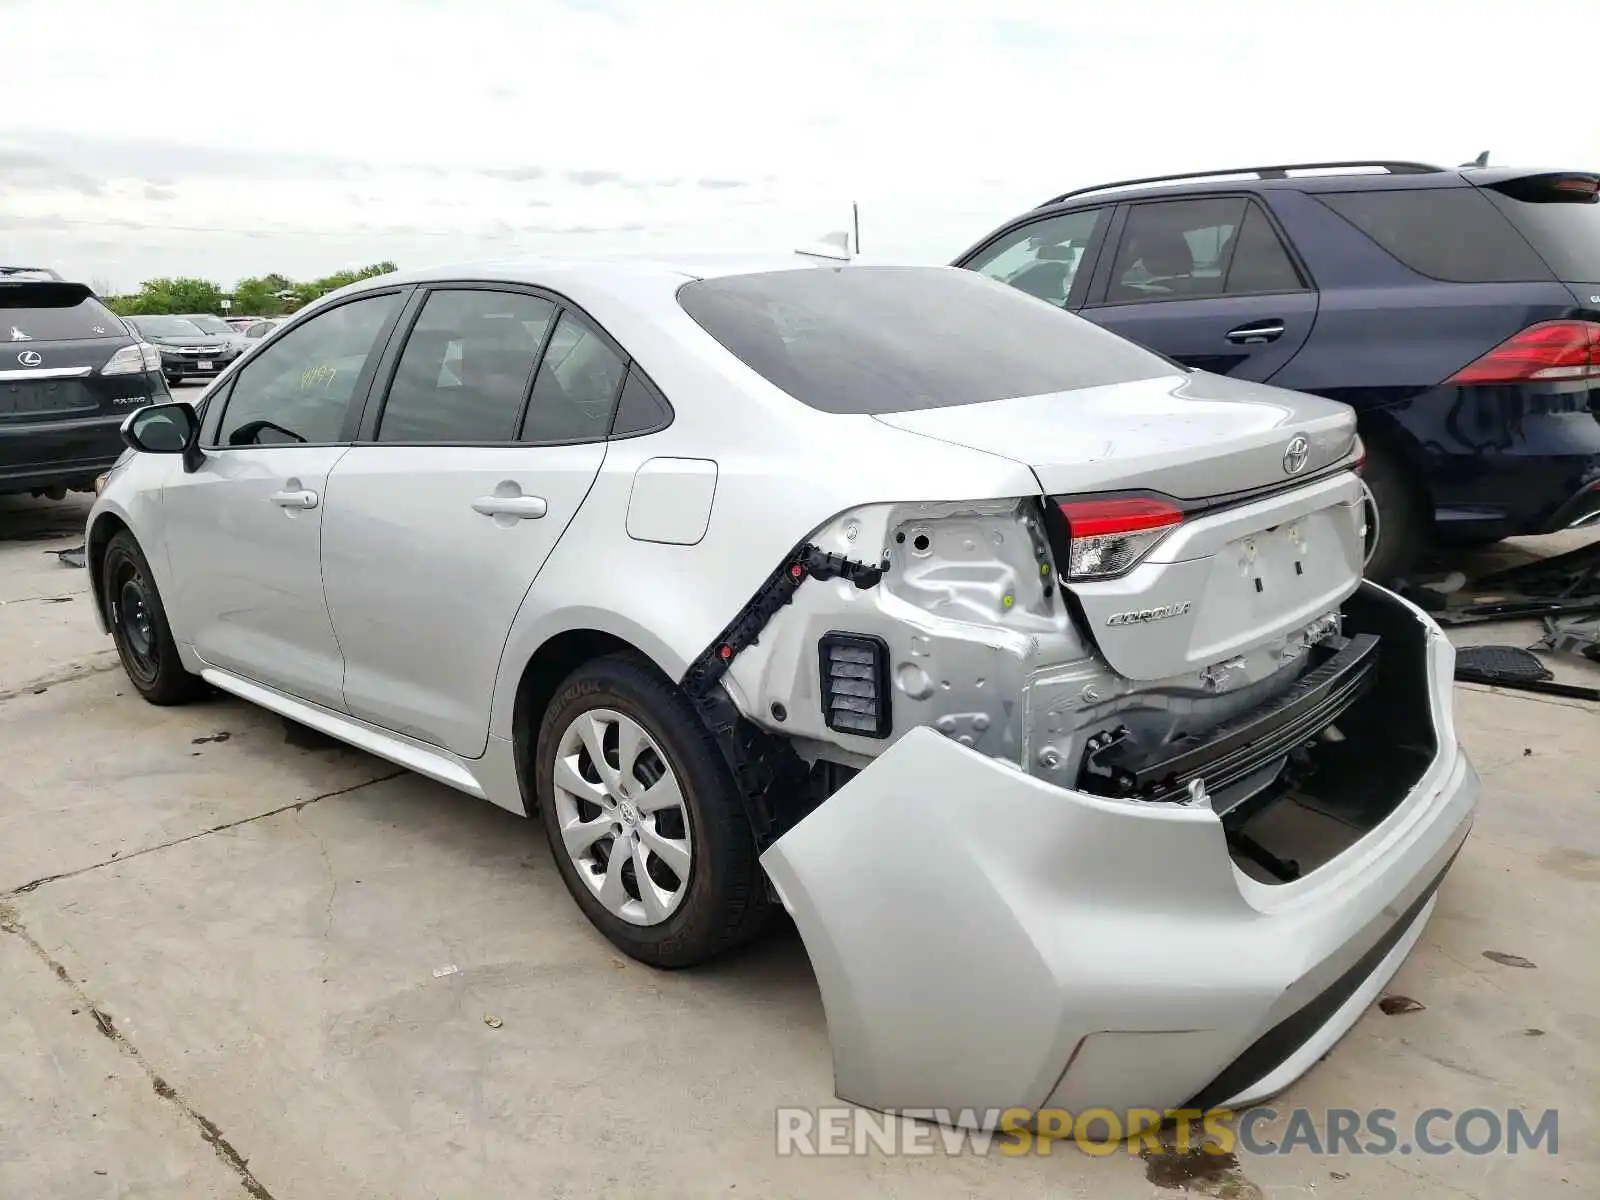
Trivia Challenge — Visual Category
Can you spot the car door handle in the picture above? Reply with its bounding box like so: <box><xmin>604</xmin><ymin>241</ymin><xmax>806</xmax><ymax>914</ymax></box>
<box><xmin>269</xmin><ymin>488</ymin><xmax>319</xmax><ymax>509</ymax></box>
<box><xmin>472</xmin><ymin>495</ymin><xmax>547</xmax><ymax>519</ymax></box>
<box><xmin>1226</xmin><ymin>320</ymin><xmax>1286</xmax><ymax>344</ymax></box>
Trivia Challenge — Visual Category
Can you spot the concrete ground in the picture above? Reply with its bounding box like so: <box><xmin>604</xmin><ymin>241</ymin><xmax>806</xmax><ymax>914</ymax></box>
<box><xmin>2</xmin><ymin>438</ymin><xmax>1596</xmax><ymax>1198</ymax></box>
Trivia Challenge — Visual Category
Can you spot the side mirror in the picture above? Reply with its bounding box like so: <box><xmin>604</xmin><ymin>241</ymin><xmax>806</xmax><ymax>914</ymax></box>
<box><xmin>121</xmin><ymin>402</ymin><xmax>204</xmax><ymax>471</ymax></box>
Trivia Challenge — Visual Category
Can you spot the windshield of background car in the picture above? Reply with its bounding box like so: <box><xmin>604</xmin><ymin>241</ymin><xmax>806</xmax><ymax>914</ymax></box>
<box><xmin>185</xmin><ymin>315</ymin><xmax>234</xmax><ymax>335</ymax></box>
<box><xmin>1479</xmin><ymin>174</ymin><xmax>1600</xmax><ymax>281</ymax></box>
<box><xmin>132</xmin><ymin>315</ymin><xmax>207</xmax><ymax>338</ymax></box>
<box><xmin>1</xmin><ymin>283</ymin><xmax>127</xmax><ymax>341</ymax></box>
<box><xmin>676</xmin><ymin>265</ymin><xmax>1174</xmax><ymax>414</ymax></box>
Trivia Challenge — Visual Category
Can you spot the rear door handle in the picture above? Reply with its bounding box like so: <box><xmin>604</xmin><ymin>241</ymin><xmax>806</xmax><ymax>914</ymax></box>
<box><xmin>269</xmin><ymin>488</ymin><xmax>319</xmax><ymax>509</ymax></box>
<box><xmin>472</xmin><ymin>495</ymin><xmax>547</xmax><ymax>519</ymax></box>
<box><xmin>1226</xmin><ymin>320</ymin><xmax>1286</xmax><ymax>344</ymax></box>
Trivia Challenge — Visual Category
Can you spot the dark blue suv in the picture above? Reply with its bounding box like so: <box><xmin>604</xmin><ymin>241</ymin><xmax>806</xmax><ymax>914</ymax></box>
<box><xmin>953</xmin><ymin>160</ymin><xmax>1600</xmax><ymax>578</ymax></box>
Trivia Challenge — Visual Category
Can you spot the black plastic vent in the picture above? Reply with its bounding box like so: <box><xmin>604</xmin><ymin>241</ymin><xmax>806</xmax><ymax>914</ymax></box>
<box><xmin>818</xmin><ymin>633</ymin><xmax>891</xmax><ymax>739</ymax></box>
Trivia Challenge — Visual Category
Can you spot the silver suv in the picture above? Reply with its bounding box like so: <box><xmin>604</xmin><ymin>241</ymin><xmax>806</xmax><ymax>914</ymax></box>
<box><xmin>87</xmin><ymin>256</ymin><xmax>1477</xmax><ymax>1127</ymax></box>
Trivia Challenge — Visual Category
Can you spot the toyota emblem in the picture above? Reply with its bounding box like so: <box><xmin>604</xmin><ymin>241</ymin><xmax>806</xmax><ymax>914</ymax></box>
<box><xmin>1282</xmin><ymin>434</ymin><xmax>1310</xmax><ymax>476</ymax></box>
<box><xmin>16</xmin><ymin>350</ymin><xmax>42</xmax><ymax>367</ymax></box>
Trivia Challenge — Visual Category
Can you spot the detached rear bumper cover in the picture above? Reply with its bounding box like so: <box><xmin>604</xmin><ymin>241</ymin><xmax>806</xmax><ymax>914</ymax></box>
<box><xmin>760</xmin><ymin>588</ymin><xmax>1477</xmax><ymax>1126</ymax></box>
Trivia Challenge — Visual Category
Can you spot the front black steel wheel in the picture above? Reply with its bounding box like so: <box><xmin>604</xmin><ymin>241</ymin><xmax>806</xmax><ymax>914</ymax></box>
<box><xmin>102</xmin><ymin>530</ymin><xmax>207</xmax><ymax>705</ymax></box>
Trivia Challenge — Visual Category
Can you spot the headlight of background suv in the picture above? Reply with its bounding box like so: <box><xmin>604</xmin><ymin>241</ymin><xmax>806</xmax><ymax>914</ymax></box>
<box><xmin>101</xmin><ymin>342</ymin><xmax>163</xmax><ymax>375</ymax></box>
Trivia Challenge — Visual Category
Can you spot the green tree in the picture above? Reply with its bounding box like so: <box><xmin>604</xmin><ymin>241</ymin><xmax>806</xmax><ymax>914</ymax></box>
<box><xmin>232</xmin><ymin>274</ymin><xmax>294</xmax><ymax>317</ymax></box>
<box><xmin>289</xmin><ymin>261</ymin><xmax>398</xmax><ymax>309</ymax></box>
<box><xmin>115</xmin><ymin>276</ymin><xmax>226</xmax><ymax>316</ymax></box>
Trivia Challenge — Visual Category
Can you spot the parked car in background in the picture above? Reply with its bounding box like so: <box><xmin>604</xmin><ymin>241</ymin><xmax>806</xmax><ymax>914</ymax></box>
<box><xmin>955</xmin><ymin>160</ymin><xmax>1600</xmax><ymax>578</ymax></box>
<box><xmin>88</xmin><ymin>255</ymin><xmax>1475</xmax><ymax>1125</ymax></box>
<box><xmin>178</xmin><ymin>312</ymin><xmax>251</xmax><ymax>358</ymax></box>
<box><xmin>238</xmin><ymin>316</ymin><xmax>285</xmax><ymax>345</ymax></box>
<box><xmin>0</xmin><ymin>267</ymin><xmax>167</xmax><ymax>498</ymax></box>
<box><xmin>223</xmin><ymin>315</ymin><xmax>259</xmax><ymax>331</ymax></box>
<box><xmin>121</xmin><ymin>314</ymin><xmax>238</xmax><ymax>386</ymax></box>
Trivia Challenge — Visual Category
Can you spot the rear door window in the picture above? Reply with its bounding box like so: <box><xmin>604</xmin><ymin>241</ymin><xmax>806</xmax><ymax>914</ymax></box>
<box><xmin>1478</xmin><ymin>174</ymin><xmax>1600</xmax><ymax>281</ymax></box>
<box><xmin>1222</xmin><ymin>202</ymin><xmax>1307</xmax><ymax>294</ymax></box>
<box><xmin>377</xmin><ymin>288</ymin><xmax>555</xmax><ymax>443</ymax></box>
<box><xmin>962</xmin><ymin>207</ymin><xmax>1109</xmax><ymax>308</ymax></box>
<box><xmin>1</xmin><ymin>284</ymin><xmax>126</xmax><ymax>341</ymax></box>
<box><xmin>676</xmin><ymin>265</ymin><xmax>1173</xmax><ymax>415</ymax></box>
<box><xmin>1104</xmin><ymin>197</ymin><xmax>1247</xmax><ymax>303</ymax></box>
<box><xmin>519</xmin><ymin>310</ymin><xmax>628</xmax><ymax>443</ymax></box>
<box><xmin>1315</xmin><ymin>188</ymin><xmax>1554</xmax><ymax>282</ymax></box>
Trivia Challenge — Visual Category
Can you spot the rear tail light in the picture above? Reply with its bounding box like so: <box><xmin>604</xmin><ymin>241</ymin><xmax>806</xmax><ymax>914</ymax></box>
<box><xmin>1446</xmin><ymin>321</ymin><xmax>1600</xmax><ymax>385</ymax></box>
<box><xmin>101</xmin><ymin>342</ymin><xmax>162</xmax><ymax>376</ymax></box>
<box><xmin>818</xmin><ymin>633</ymin><xmax>891</xmax><ymax>738</ymax></box>
<box><xmin>1351</xmin><ymin>435</ymin><xmax>1366</xmax><ymax>476</ymax></box>
<box><xmin>1055</xmin><ymin>496</ymin><xmax>1184</xmax><ymax>580</ymax></box>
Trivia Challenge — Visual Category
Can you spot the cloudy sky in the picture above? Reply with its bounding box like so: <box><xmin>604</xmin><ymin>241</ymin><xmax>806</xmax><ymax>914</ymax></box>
<box><xmin>2</xmin><ymin>0</ymin><xmax>1594</xmax><ymax>292</ymax></box>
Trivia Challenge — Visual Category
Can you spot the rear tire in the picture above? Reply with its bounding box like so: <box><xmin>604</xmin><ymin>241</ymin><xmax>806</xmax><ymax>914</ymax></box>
<box><xmin>534</xmin><ymin>654</ymin><xmax>773</xmax><ymax>969</ymax></box>
<box><xmin>1360</xmin><ymin>443</ymin><xmax>1429</xmax><ymax>582</ymax></box>
<box><xmin>101</xmin><ymin>531</ymin><xmax>208</xmax><ymax>705</ymax></box>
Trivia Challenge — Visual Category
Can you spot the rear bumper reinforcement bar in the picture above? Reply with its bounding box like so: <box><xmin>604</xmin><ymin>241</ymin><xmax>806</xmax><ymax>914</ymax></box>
<box><xmin>1079</xmin><ymin>633</ymin><xmax>1380</xmax><ymax>804</ymax></box>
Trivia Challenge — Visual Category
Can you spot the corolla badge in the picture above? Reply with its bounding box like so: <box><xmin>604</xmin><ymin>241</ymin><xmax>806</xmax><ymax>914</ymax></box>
<box><xmin>16</xmin><ymin>350</ymin><xmax>42</xmax><ymax>367</ymax></box>
<box><xmin>1282</xmin><ymin>434</ymin><xmax>1310</xmax><ymax>476</ymax></box>
<box><xmin>1106</xmin><ymin>601</ymin><xmax>1193</xmax><ymax>627</ymax></box>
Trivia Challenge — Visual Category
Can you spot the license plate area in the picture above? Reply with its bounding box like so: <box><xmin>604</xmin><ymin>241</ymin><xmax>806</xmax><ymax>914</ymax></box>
<box><xmin>0</xmin><ymin>381</ymin><xmax>98</xmax><ymax>419</ymax></box>
<box><xmin>197</xmin><ymin>360</ymin><xmax>212</xmax><ymax>371</ymax></box>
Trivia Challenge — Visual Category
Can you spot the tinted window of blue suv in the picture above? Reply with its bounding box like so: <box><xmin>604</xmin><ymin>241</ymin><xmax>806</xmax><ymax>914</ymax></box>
<box><xmin>1316</xmin><ymin>188</ymin><xmax>1553</xmax><ymax>283</ymax></box>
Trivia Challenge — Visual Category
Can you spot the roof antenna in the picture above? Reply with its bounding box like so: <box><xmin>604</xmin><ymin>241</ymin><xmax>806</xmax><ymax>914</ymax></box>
<box><xmin>1462</xmin><ymin>150</ymin><xmax>1490</xmax><ymax>168</ymax></box>
<box><xmin>794</xmin><ymin>230</ymin><xmax>853</xmax><ymax>262</ymax></box>
<box><xmin>852</xmin><ymin>201</ymin><xmax>860</xmax><ymax>255</ymax></box>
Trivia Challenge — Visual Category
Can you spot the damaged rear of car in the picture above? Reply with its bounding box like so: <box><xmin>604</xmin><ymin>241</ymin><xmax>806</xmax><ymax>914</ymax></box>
<box><xmin>674</xmin><ymin>265</ymin><xmax>1478</xmax><ymax>1123</ymax></box>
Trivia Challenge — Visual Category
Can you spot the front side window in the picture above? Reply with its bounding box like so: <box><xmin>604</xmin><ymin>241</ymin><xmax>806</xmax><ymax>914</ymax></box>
<box><xmin>519</xmin><ymin>310</ymin><xmax>627</xmax><ymax>443</ymax></box>
<box><xmin>1105</xmin><ymin>197</ymin><xmax>1247</xmax><ymax>303</ymax></box>
<box><xmin>377</xmin><ymin>289</ymin><xmax>555</xmax><ymax>443</ymax></box>
<box><xmin>215</xmin><ymin>292</ymin><xmax>401</xmax><ymax>447</ymax></box>
<box><xmin>963</xmin><ymin>207</ymin><xmax>1109</xmax><ymax>308</ymax></box>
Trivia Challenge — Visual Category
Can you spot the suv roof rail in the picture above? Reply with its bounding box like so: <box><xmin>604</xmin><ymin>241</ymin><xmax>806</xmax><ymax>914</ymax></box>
<box><xmin>1036</xmin><ymin>160</ymin><xmax>1449</xmax><ymax>208</ymax></box>
<box><xmin>0</xmin><ymin>265</ymin><xmax>65</xmax><ymax>281</ymax></box>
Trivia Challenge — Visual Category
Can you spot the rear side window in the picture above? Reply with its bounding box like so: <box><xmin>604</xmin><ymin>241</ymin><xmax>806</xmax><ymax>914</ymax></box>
<box><xmin>1479</xmin><ymin>174</ymin><xmax>1600</xmax><ymax>281</ymax></box>
<box><xmin>377</xmin><ymin>288</ymin><xmax>555</xmax><ymax>443</ymax></box>
<box><xmin>1</xmin><ymin>284</ymin><xmax>126</xmax><ymax>341</ymax></box>
<box><xmin>676</xmin><ymin>265</ymin><xmax>1173</xmax><ymax>415</ymax></box>
<box><xmin>1107</xmin><ymin>197</ymin><xmax>1246</xmax><ymax>303</ymax></box>
<box><xmin>1315</xmin><ymin>188</ymin><xmax>1553</xmax><ymax>283</ymax></box>
<box><xmin>519</xmin><ymin>310</ymin><xmax>627</xmax><ymax>443</ymax></box>
<box><xmin>1224</xmin><ymin>202</ymin><xmax>1306</xmax><ymax>294</ymax></box>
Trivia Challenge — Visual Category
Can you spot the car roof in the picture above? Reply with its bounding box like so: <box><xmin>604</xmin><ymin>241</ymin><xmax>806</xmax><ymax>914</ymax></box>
<box><xmin>1030</xmin><ymin>160</ymin><xmax>1596</xmax><ymax>212</ymax></box>
<box><xmin>312</xmin><ymin>253</ymin><xmax>955</xmax><ymax>321</ymax></box>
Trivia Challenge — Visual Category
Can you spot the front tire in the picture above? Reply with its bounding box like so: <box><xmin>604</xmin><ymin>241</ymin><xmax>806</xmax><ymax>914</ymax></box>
<box><xmin>535</xmin><ymin>654</ymin><xmax>772</xmax><ymax>968</ymax></box>
<box><xmin>101</xmin><ymin>531</ymin><xmax>207</xmax><ymax>705</ymax></box>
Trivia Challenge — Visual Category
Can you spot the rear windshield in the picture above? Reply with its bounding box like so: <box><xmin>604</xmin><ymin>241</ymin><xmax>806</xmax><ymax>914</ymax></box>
<box><xmin>0</xmin><ymin>284</ymin><xmax>126</xmax><ymax>341</ymax></box>
<box><xmin>1314</xmin><ymin>188</ymin><xmax>1554</xmax><ymax>283</ymax></box>
<box><xmin>676</xmin><ymin>265</ymin><xmax>1174</xmax><ymax>415</ymax></box>
<box><xmin>1480</xmin><ymin>175</ymin><xmax>1600</xmax><ymax>281</ymax></box>
<box><xmin>129</xmin><ymin>316</ymin><xmax>206</xmax><ymax>338</ymax></box>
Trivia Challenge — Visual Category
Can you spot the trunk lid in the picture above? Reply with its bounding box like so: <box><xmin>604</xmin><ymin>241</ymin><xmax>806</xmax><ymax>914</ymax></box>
<box><xmin>875</xmin><ymin>372</ymin><xmax>1365</xmax><ymax>681</ymax></box>
<box><xmin>873</xmin><ymin>370</ymin><xmax>1356</xmax><ymax>500</ymax></box>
